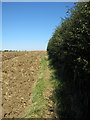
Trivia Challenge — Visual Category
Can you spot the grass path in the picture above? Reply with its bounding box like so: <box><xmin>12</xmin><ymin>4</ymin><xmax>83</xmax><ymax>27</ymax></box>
<box><xmin>23</xmin><ymin>55</ymin><xmax>57</xmax><ymax>118</ymax></box>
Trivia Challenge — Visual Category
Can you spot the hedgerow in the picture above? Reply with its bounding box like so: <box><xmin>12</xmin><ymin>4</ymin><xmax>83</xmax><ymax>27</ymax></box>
<box><xmin>47</xmin><ymin>2</ymin><xmax>90</xmax><ymax>119</ymax></box>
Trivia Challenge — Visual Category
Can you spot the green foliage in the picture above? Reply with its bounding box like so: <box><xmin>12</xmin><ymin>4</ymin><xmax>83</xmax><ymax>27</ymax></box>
<box><xmin>47</xmin><ymin>2</ymin><xmax>90</xmax><ymax>120</ymax></box>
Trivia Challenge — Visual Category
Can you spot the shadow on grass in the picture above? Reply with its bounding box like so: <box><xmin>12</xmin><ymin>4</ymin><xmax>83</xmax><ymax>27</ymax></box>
<box><xmin>48</xmin><ymin>59</ymin><xmax>89</xmax><ymax>120</ymax></box>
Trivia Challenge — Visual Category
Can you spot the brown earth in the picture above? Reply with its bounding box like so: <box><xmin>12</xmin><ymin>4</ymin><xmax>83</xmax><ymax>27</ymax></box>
<box><xmin>2</xmin><ymin>51</ymin><xmax>46</xmax><ymax>118</ymax></box>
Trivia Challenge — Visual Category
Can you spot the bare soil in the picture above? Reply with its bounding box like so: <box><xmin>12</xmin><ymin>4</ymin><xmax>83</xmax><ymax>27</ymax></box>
<box><xmin>2</xmin><ymin>51</ymin><xmax>46</xmax><ymax>118</ymax></box>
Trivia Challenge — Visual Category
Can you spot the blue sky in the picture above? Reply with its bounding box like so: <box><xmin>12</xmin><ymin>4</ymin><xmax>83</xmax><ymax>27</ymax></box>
<box><xmin>2</xmin><ymin>2</ymin><xmax>75</xmax><ymax>51</ymax></box>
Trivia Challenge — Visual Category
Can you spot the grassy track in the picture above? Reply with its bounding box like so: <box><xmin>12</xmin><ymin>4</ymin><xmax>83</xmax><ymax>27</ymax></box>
<box><xmin>23</xmin><ymin>55</ymin><xmax>60</xmax><ymax>118</ymax></box>
<box><xmin>23</xmin><ymin>56</ymin><xmax>51</xmax><ymax>118</ymax></box>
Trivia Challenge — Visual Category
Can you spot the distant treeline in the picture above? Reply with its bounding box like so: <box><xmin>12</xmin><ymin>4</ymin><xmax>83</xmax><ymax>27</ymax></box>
<box><xmin>2</xmin><ymin>50</ymin><xmax>27</xmax><ymax>52</ymax></box>
<box><xmin>47</xmin><ymin>2</ymin><xmax>89</xmax><ymax>120</ymax></box>
<box><xmin>1</xmin><ymin>50</ymin><xmax>45</xmax><ymax>52</ymax></box>
<box><xmin>3</xmin><ymin>50</ymin><xmax>16</xmax><ymax>52</ymax></box>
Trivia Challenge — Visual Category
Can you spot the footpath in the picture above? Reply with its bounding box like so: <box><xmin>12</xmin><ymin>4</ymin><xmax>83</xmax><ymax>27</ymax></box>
<box><xmin>23</xmin><ymin>55</ymin><xmax>57</xmax><ymax>118</ymax></box>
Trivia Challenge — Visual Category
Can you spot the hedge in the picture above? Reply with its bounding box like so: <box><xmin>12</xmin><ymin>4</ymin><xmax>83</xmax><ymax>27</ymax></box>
<box><xmin>47</xmin><ymin>2</ymin><xmax>90</xmax><ymax>119</ymax></box>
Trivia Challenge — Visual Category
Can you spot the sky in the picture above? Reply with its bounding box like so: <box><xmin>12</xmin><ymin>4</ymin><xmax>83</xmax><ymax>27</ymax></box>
<box><xmin>2</xmin><ymin>2</ymin><xmax>75</xmax><ymax>51</ymax></box>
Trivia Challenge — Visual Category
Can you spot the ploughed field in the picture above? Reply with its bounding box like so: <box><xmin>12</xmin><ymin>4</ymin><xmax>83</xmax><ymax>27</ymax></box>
<box><xmin>2</xmin><ymin>51</ymin><xmax>46</xmax><ymax>118</ymax></box>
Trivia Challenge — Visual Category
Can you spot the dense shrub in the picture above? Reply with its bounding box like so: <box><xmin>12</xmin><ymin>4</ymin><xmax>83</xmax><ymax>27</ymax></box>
<box><xmin>47</xmin><ymin>2</ymin><xmax>90</xmax><ymax>119</ymax></box>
